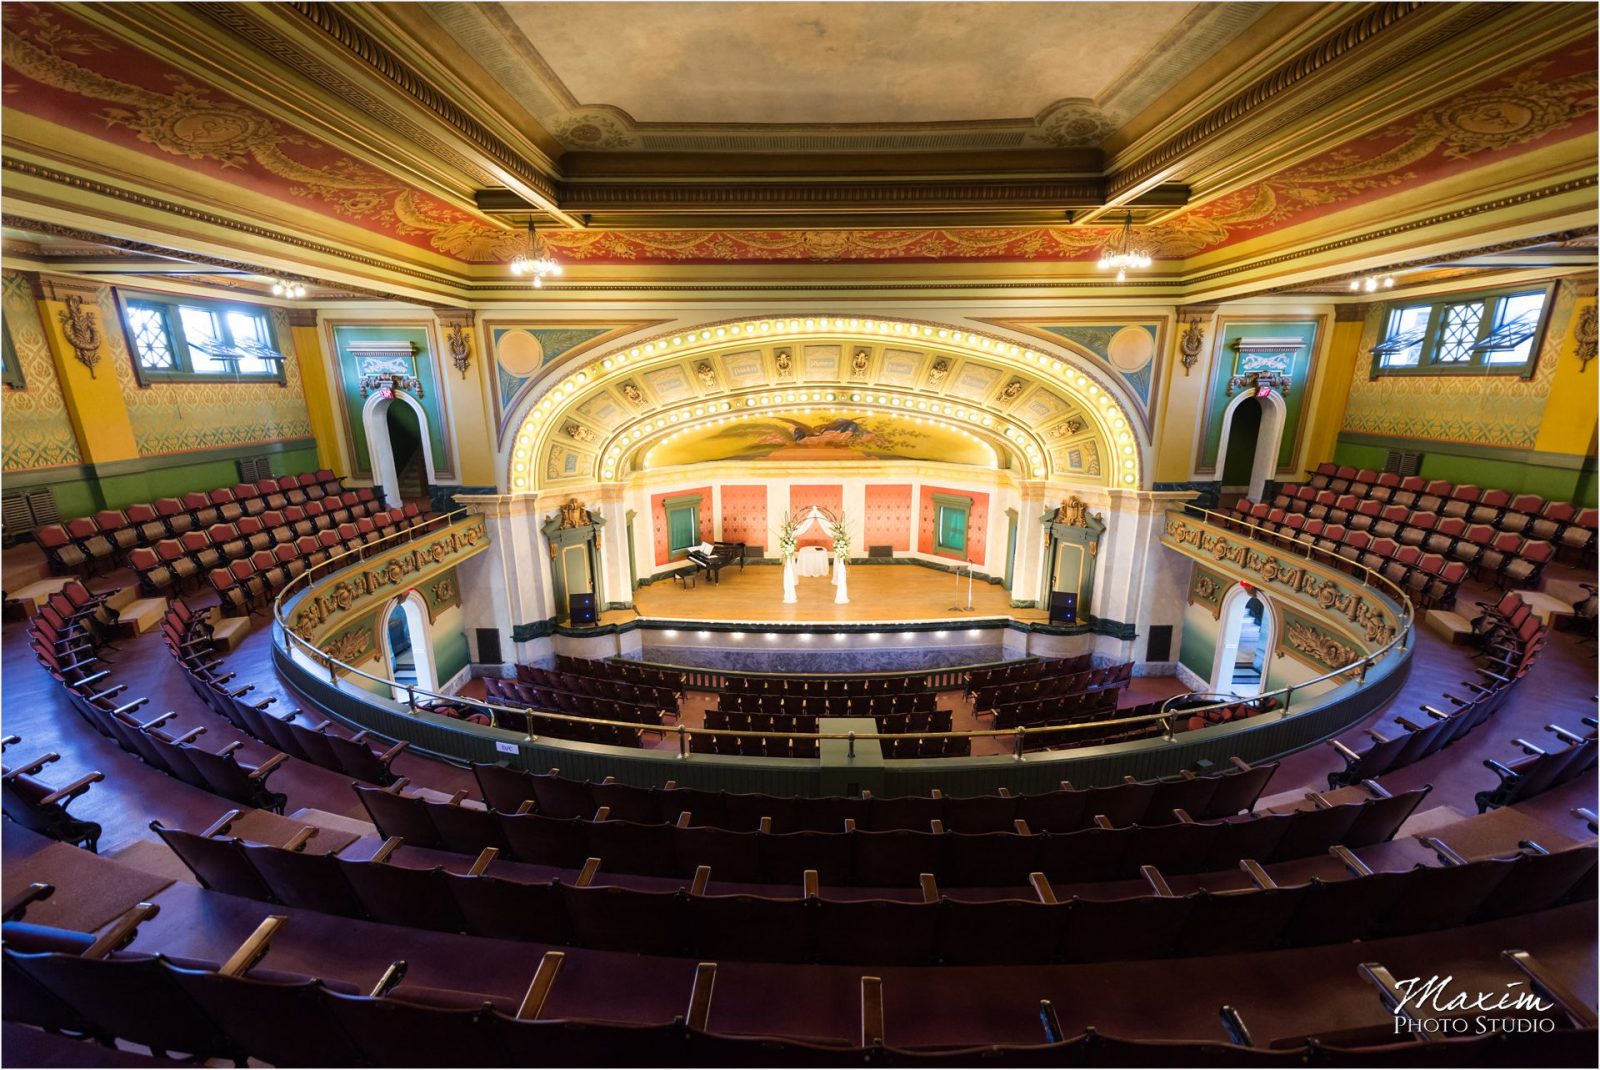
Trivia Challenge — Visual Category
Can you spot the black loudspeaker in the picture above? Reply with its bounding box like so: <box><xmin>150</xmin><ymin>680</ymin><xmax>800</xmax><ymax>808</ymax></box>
<box><xmin>569</xmin><ymin>593</ymin><xmax>598</xmax><ymax>625</ymax></box>
<box><xmin>475</xmin><ymin>628</ymin><xmax>502</xmax><ymax>665</ymax></box>
<box><xmin>1146</xmin><ymin>624</ymin><xmax>1173</xmax><ymax>662</ymax></box>
<box><xmin>1049</xmin><ymin>591</ymin><xmax>1078</xmax><ymax>625</ymax></box>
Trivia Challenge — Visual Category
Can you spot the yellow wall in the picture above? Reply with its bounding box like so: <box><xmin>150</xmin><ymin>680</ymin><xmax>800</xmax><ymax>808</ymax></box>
<box><xmin>290</xmin><ymin>318</ymin><xmax>345</xmax><ymax>475</ymax></box>
<box><xmin>1534</xmin><ymin>292</ymin><xmax>1598</xmax><ymax>457</ymax></box>
<box><xmin>34</xmin><ymin>280</ymin><xmax>138</xmax><ymax>464</ymax></box>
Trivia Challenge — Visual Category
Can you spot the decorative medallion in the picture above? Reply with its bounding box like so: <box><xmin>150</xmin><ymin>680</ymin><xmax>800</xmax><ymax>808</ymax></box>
<box><xmin>57</xmin><ymin>294</ymin><xmax>103</xmax><ymax>378</ymax></box>
<box><xmin>446</xmin><ymin>323</ymin><xmax>471</xmax><ymax>379</ymax></box>
<box><xmin>1179</xmin><ymin>318</ymin><xmax>1206</xmax><ymax>376</ymax></box>
<box><xmin>1576</xmin><ymin>303</ymin><xmax>1597</xmax><ymax>373</ymax></box>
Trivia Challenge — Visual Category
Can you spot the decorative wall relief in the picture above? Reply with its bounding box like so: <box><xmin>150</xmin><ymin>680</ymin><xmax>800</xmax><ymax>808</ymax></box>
<box><xmin>56</xmin><ymin>294</ymin><xmax>103</xmax><ymax>377</ymax></box>
<box><xmin>1277</xmin><ymin>606</ymin><xmax>1362</xmax><ymax>673</ymax></box>
<box><xmin>1187</xmin><ymin>564</ymin><xmax>1228</xmax><ymax>619</ymax></box>
<box><xmin>1576</xmin><ymin>302</ymin><xmax>1597</xmax><ymax>373</ymax></box>
<box><xmin>1161</xmin><ymin>512</ymin><xmax>1402</xmax><ymax>650</ymax></box>
<box><xmin>290</xmin><ymin>515</ymin><xmax>489</xmax><ymax>640</ymax></box>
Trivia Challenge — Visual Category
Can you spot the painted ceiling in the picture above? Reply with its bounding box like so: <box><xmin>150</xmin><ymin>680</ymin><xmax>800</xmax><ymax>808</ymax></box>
<box><xmin>0</xmin><ymin>1</ymin><xmax>1592</xmax><ymax>278</ymax></box>
<box><xmin>641</xmin><ymin>410</ymin><xmax>998</xmax><ymax>470</ymax></box>
<box><xmin>451</xmin><ymin>1</ymin><xmax>1252</xmax><ymax>144</ymax></box>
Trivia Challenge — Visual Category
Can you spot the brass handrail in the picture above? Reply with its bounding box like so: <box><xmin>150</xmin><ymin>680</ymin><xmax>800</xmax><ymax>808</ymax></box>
<box><xmin>269</xmin><ymin>504</ymin><xmax>1413</xmax><ymax>759</ymax></box>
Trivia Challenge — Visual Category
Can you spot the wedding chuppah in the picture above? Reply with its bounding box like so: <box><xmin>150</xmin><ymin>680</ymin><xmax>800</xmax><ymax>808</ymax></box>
<box><xmin>778</xmin><ymin>506</ymin><xmax>850</xmax><ymax>604</ymax></box>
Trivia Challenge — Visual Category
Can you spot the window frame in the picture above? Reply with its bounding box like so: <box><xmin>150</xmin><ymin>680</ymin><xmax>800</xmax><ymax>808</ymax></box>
<box><xmin>1369</xmin><ymin>282</ymin><xmax>1555</xmax><ymax>380</ymax></box>
<box><xmin>1</xmin><ymin>318</ymin><xmax>25</xmax><ymax>390</ymax></box>
<box><xmin>115</xmin><ymin>290</ymin><xmax>287</xmax><ymax>386</ymax></box>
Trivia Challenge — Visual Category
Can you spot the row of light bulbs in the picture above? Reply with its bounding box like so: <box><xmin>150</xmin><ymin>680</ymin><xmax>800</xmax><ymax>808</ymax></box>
<box><xmin>1349</xmin><ymin>274</ymin><xmax>1395</xmax><ymax>293</ymax></box>
<box><xmin>269</xmin><ymin>278</ymin><xmax>307</xmax><ymax>299</ymax></box>
<box><xmin>509</xmin><ymin>317</ymin><xmax>1142</xmax><ymax>492</ymax></box>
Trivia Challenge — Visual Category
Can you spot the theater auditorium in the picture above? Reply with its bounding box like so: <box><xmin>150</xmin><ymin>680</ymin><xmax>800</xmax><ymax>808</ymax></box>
<box><xmin>1</xmin><ymin>2</ymin><xmax>1596</xmax><ymax>1066</ymax></box>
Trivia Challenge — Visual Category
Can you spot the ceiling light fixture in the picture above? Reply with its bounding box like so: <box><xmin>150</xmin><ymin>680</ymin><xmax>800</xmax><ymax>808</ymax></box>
<box><xmin>1349</xmin><ymin>274</ymin><xmax>1395</xmax><ymax>293</ymax></box>
<box><xmin>1097</xmin><ymin>211</ymin><xmax>1151</xmax><ymax>282</ymax></box>
<box><xmin>269</xmin><ymin>278</ymin><xmax>307</xmax><ymax>299</ymax></box>
<box><xmin>508</xmin><ymin>220</ymin><xmax>563</xmax><ymax>288</ymax></box>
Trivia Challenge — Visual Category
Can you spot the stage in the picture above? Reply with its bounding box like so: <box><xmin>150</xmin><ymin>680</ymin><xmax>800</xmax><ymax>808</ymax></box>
<box><xmin>624</xmin><ymin>562</ymin><xmax>1052</xmax><ymax>626</ymax></box>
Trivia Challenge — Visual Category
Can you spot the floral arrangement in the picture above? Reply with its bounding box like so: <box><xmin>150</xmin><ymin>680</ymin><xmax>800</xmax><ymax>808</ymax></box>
<box><xmin>827</xmin><ymin>510</ymin><xmax>851</xmax><ymax>559</ymax></box>
<box><xmin>775</xmin><ymin>512</ymin><xmax>799</xmax><ymax>561</ymax></box>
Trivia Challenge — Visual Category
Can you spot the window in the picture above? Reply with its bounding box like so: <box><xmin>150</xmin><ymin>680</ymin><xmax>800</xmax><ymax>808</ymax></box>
<box><xmin>933</xmin><ymin>494</ymin><xmax>972</xmax><ymax>557</ymax></box>
<box><xmin>1</xmin><ymin>320</ymin><xmax>24</xmax><ymax>390</ymax></box>
<box><xmin>119</xmin><ymin>293</ymin><xmax>286</xmax><ymax>383</ymax></box>
<box><xmin>1371</xmin><ymin>285</ymin><xmax>1552</xmax><ymax>378</ymax></box>
<box><xmin>664</xmin><ymin>495</ymin><xmax>701</xmax><ymax>558</ymax></box>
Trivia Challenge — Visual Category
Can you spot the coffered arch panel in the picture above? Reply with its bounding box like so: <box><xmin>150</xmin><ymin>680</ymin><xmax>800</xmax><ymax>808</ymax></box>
<box><xmin>502</xmin><ymin>316</ymin><xmax>1148</xmax><ymax>493</ymax></box>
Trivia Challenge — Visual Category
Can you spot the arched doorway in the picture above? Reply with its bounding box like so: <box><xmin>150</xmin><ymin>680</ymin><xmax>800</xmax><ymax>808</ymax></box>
<box><xmin>362</xmin><ymin>391</ymin><xmax>435</xmax><ymax>509</ymax></box>
<box><xmin>381</xmin><ymin>592</ymin><xmax>437</xmax><ymax>700</ymax></box>
<box><xmin>1215</xmin><ymin>389</ymin><xmax>1287</xmax><ymax>502</ymax></box>
<box><xmin>1212</xmin><ymin>583</ymin><xmax>1274</xmax><ymax>698</ymax></box>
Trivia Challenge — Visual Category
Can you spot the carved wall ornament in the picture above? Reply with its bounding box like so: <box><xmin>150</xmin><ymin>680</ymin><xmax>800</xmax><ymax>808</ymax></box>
<box><xmin>773</xmin><ymin>347</ymin><xmax>793</xmax><ymax>377</ymax></box>
<box><xmin>1227</xmin><ymin>369</ymin><xmax>1292</xmax><ymax>398</ymax></box>
<box><xmin>618</xmin><ymin>380</ymin><xmax>644</xmax><ymax>405</ymax></box>
<box><xmin>1576</xmin><ymin>303</ymin><xmax>1597</xmax><ymax>373</ymax></box>
<box><xmin>998</xmin><ymin>378</ymin><xmax>1026</xmax><ymax>403</ymax></box>
<box><xmin>1283</xmin><ymin>617</ymin><xmax>1359</xmax><ymax>671</ymax></box>
<box><xmin>926</xmin><ymin>358</ymin><xmax>950</xmax><ymax>389</ymax></box>
<box><xmin>1054</xmin><ymin>496</ymin><xmax>1090</xmax><ymax>528</ymax></box>
<box><xmin>694</xmin><ymin>360</ymin><xmax>717</xmax><ymax>389</ymax></box>
<box><xmin>557</xmin><ymin>498</ymin><xmax>593</xmax><ymax>530</ymax></box>
<box><xmin>446</xmin><ymin>322</ymin><xmax>471</xmax><ymax>379</ymax></box>
<box><xmin>1179</xmin><ymin>318</ymin><xmax>1206</xmax><ymax>376</ymax></box>
<box><xmin>563</xmin><ymin>422</ymin><xmax>595</xmax><ymax>443</ymax></box>
<box><xmin>1048</xmin><ymin>415</ymin><xmax>1087</xmax><ymax>439</ymax></box>
<box><xmin>851</xmin><ymin>348</ymin><xmax>871</xmax><ymax>377</ymax></box>
<box><xmin>57</xmin><ymin>294</ymin><xmax>103</xmax><ymax>378</ymax></box>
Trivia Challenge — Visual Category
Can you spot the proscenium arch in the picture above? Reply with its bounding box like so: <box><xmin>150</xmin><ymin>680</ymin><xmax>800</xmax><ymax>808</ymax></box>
<box><xmin>362</xmin><ymin>389</ymin><xmax>438</xmax><ymax>509</ymax></box>
<box><xmin>501</xmin><ymin>315</ymin><xmax>1149</xmax><ymax>493</ymax></box>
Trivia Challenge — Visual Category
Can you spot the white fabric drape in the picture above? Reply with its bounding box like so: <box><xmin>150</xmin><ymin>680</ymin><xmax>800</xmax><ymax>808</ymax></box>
<box><xmin>831</xmin><ymin>555</ymin><xmax>849</xmax><ymax>603</ymax></box>
<box><xmin>780</xmin><ymin>506</ymin><xmax>848</xmax><ymax>604</ymax></box>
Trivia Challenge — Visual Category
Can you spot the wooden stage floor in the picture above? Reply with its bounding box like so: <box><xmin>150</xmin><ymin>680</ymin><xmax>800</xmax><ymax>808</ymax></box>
<box><xmin>621</xmin><ymin>563</ymin><xmax>1051</xmax><ymax>626</ymax></box>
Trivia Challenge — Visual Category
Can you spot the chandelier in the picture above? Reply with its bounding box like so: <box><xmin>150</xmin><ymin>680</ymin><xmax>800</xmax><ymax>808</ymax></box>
<box><xmin>1348</xmin><ymin>274</ymin><xmax>1395</xmax><ymax>293</ymax></box>
<box><xmin>508</xmin><ymin>220</ymin><xmax>563</xmax><ymax>288</ymax></box>
<box><xmin>1096</xmin><ymin>211</ymin><xmax>1151</xmax><ymax>282</ymax></box>
<box><xmin>269</xmin><ymin>278</ymin><xmax>307</xmax><ymax>298</ymax></box>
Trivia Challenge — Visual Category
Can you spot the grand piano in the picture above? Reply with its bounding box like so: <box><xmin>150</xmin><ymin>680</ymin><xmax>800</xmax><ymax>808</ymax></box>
<box><xmin>685</xmin><ymin>540</ymin><xmax>746</xmax><ymax>584</ymax></box>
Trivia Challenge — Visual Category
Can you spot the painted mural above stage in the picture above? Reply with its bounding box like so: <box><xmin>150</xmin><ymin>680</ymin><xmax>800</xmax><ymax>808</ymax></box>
<box><xmin>642</xmin><ymin>411</ymin><xmax>995</xmax><ymax>469</ymax></box>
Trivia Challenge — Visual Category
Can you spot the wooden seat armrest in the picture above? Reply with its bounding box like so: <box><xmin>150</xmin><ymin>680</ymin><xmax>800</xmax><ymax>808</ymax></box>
<box><xmin>1359</xmin><ymin>779</ymin><xmax>1392</xmax><ymax>799</ymax></box>
<box><xmin>676</xmin><ymin>811</ymin><xmax>692</xmax><ymax>829</ymax></box>
<box><xmin>1238</xmin><ymin>859</ymin><xmax>1277</xmax><ymax>890</ymax></box>
<box><xmin>1420</xmin><ymin>706</ymin><xmax>1450</xmax><ymax>722</ymax></box>
<box><xmin>1463</xmin><ymin>681</ymin><xmax>1493</xmax><ymax>695</ymax></box>
<box><xmin>514</xmin><ymin>800</ymin><xmax>535</xmax><ymax>815</ymax></box>
<box><xmin>690</xmin><ymin>865</ymin><xmax>711</xmax><ymax>897</ymax></box>
<box><xmin>348</xmin><ymin>729</ymin><xmax>370</xmax><ymax>745</ymax></box>
<box><xmin>1420</xmin><ymin>837</ymin><xmax>1467</xmax><ymax>866</ymax></box>
<box><xmin>247</xmin><ymin>752</ymin><xmax>288</xmax><ymax>779</ymax></box>
<box><xmin>1219</xmin><ymin>1005</ymin><xmax>1255</xmax><ymax>1048</ymax></box>
<box><xmin>447</xmin><ymin>789</ymin><xmax>469</xmax><ymax>806</ymax></box>
<box><xmin>171</xmin><ymin>727</ymin><xmax>209</xmax><ymax>746</ymax></box>
<box><xmin>139</xmin><ymin>711</ymin><xmax>179</xmax><ymax>731</ymax></box>
<box><xmin>40</xmin><ymin>771</ymin><xmax>104</xmax><ymax>807</ymax></box>
<box><xmin>860</xmin><ymin>976</ymin><xmax>885</xmax><ymax>1048</ymax></box>
<box><xmin>1304</xmin><ymin>790</ymin><xmax>1332</xmax><ymax>810</ymax></box>
<box><xmin>1013</xmin><ymin>819</ymin><xmax>1031</xmax><ymax>836</ymax></box>
<box><xmin>4</xmin><ymin>752</ymin><xmax>60</xmax><ymax>778</ymax></box>
<box><xmin>1484</xmin><ymin>758</ymin><xmax>1519</xmax><ymax>781</ymax></box>
<box><xmin>251</xmin><ymin>696</ymin><xmax>278</xmax><ymax>710</ymax></box>
<box><xmin>515</xmin><ymin>950</ymin><xmax>566</xmax><ymax>1021</ymax></box>
<box><xmin>218</xmin><ymin>915</ymin><xmax>288</xmax><ymax>978</ymax></box>
<box><xmin>369</xmin><ymin>836</ymin><xmax>405</xmax><ymax>865</ymax></box>
<box><xmin>201</xmin><ymin>809</ymin><xmax>243</xmax><ymax>838</ymax></box>
<box><xmin>1518</xmin><ymin>839</ymin><xmax>1550</xmax><ymax>856</ymax></box>
<box><xmin>1027</xmin><ymin>872</ymin><xmax>1057</xmax><ymax>904</ymax></box>
<box><xmin>377</xmin><ymin>740</ymin><xmax>410</xmax><ymax>763</ymax></box>
<box><xmin>1394</xmin><ymin>716</ymin><xmax>1424</xmax><ymax>733</ymax></box>
<box><xmin>1362</xmin><ymin>728</ymin><xmax>1390</xmax><ymax>744</ymax></box>
<box><xmin>467</xmin><ymin>846</ymin><xmax>499</xmax><ymax>876</ymax></box>
<box><xmin>72</xmin><ymin>670</ymin><xmax>112</xmax><ymax>689</ymax></box>
<box><xmin>592</xmin><ymin>805</ymin><xmax>611</xmax><ymax>822</ymax></box>
<box><xmin>1092</xmin><ymin>814</ymin><xmax>1114</xmax><ymax>830</ymax></box>
<box><xmin>686</xmin><ymin>962</ymin><xmax>717</xmax><ymax>1032</ymax></box>
<box><xmin>368</xmin><ymin>960</ymin><xmax>408</xmax><ymax>998</ymax></box>
<box><xmin>1479</xmin><ymin>669</ymin><xmax>1511</xmax><ymax>684</ymax></box>
<box><xmin>758</xmin><ymin>816</ymin><xmax>772</xmax><ymax>834</ymax></box>
<box><xmin>929</xmin><ymin>819</ymin><xmax>945</xmax><ymax>835</ymax></box>
<box><xmin>282</xmin><ymin>826</ymin><xmax>319</xmax><ymax>852</ymax></box>
<box><xmin>1511</xmin><ymin>738</ymin><xmax>1546</xmax><ymax>756</ymax></box>
<box><xmin>83</xmin><ymin>902</ymin><xmax>160</xmax><ymax>960</ymax></box>
<box><xmin>1039</xmin><ymin>1000</ymin><xmax>1066</xmax><ymax>1045</ymax></box>
<box><xmin>1329</xmin><ymin>739</ymin><xmax>1362</xmax><ymax>763</ymax></box>
<box><xmin>1329</xmin><ymin>845</ymin><xmax>1373</xmax><ymax>877</ymax></box>
<box><xmin>227</xmin><ymin>684</ymin><xmax>255</xmax><ymax>698</ymax></box>
<box><xmin>1140</xmin><ymin>865</ymin><xmax>1175</xmax><ymax>897</ymax></box>
<box><xmin>2</xmin><ymin>882</ymin><xmax>54</xmax><ymax>922</ymax></box>
<box><xmin>384</xmin><ymin>777</ymin><xmax>412</xmax><ymax>794</ymax></box>
<box><xmin>1503</xmin><ymin>950</ymin><xmax>1598</xmax><ymax>1030</ymax></box>
<box><xmin>86</xmin><ymin>683</ymin><xmax>127</xmax><ymax>702</ymax></box>
<box><xmin>113</xmin><ymin>697</ymin><xmax>150</xmax><ymax>716</ymax></box>
<box><xmin>1546</xmin><ymin>724</ymin><xmax>1585</xmax><ymax>745</ymax></box>
<box><xmin>803</xmin><ymin>869</ymin><xmax>820</xmax><ymax>900</ymax></box>
<box><xmin>575</xmin><ymin>857</ymin><xmax>601</xmax><ymax>887</ymax></box>
<box><xmin>918</xmin><ymin>873</ymin><xmax>938</xmax><ymax>904</ymax></box>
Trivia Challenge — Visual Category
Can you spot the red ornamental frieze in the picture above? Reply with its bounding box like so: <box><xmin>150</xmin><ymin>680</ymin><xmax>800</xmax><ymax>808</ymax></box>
<box><xmin>1162</xmin><ymin>515</ymin><xmax>1400</xmax><ymax>648</ymax></box>
<box><xmin>291</xmin><ymin>518</ymin><xmax>487</xmax><ymax>635</ymax></box>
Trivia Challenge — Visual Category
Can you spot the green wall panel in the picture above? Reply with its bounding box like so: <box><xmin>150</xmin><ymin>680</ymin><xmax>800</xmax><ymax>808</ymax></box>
<box><xmin>1333</xmin><ymin>437</ymin><xmax>1596</xmax><ymax>506</ymax></box>
<box><xmin>1203</xmin><ymin>320</ymin><xmax>1320</xmax><ymax>470</ymax></box>
<box><xmin>330</xmin><ymin>325</ymin><xmax>447</xmax><ymax>480</ymax></box>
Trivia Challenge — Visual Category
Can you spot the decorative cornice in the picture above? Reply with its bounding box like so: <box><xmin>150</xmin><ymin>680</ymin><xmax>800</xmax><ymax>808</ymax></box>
<box><xmin>1334</xmin><ymin>303</ymin><xmax>1370</xmax><ymax>323</ymax></box>
<box><xmin>1</xmin><ymin>160</ymin><xmax>450</xmax><ymax>295</ymax></box>
<box><xmin>1110</xmin><ymin>2</ymin><xmax>1437</xmax><ymax>196</ymax></box>
<box><xmin>435</xmin><ymin>309</ymin><xmax>476</xmax><ymax>327</ymax></box>
<box><xmin>285</xmin><ymin>308</ymin><xmax>320</xmax><ymax>328</ymax></box>
<box><xmin>277</xmin><ymin>1</ymin><xmax>563</xmax><ymax>206</ymax></box>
